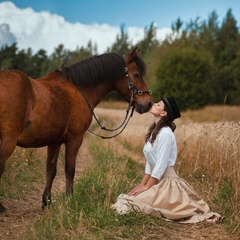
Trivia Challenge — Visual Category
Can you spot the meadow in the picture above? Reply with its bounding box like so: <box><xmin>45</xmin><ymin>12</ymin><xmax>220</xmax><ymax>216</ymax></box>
<box><xmin>0</xmin><ymin>103</ymin><xmax>239</xmax><ymax>239</ymax></box>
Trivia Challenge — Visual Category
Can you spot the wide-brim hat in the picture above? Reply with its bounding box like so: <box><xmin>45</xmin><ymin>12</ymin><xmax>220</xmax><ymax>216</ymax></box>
<box><xmin>161</xmin><ymin>96</ymin><xmax>181</xmax><ymax>121</ymax></box>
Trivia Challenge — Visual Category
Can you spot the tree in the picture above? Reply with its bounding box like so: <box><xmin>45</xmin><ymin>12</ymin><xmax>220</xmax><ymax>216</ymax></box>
<box><xmin>136</xmin><ymin>22</ymin><xmax>159</xmax><ymax>57</ymax></box>
<box><xmin>197</xmin><ymin>11</ymin><xmax>220</xmax><ymax>54</ymax></box>
<box><xmin>153</xmin><ymin>48</ymin><xmax>214</xmax><ymax>110</ymax></box>
<box><xmin>171</xmin><ymin>17</ymin><xmax>183</xmax><ymax>34</ymax></box>
<box><xmin>0</xmin><ymin>43</ymin><xmax>18</xmax><ymax>70</ymax></box>
<box><xmin>214</xmin><ymin>9</ymin><xmax>239</xmax><ymax>104</ymax></box>
<box><xmin>107</xmin><ymin>24</ymin><xmax>132</xmax><ymax>54</ymax></box>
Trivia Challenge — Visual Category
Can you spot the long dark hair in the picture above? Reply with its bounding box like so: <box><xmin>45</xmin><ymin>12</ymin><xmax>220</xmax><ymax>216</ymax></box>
<box><xmin>145</xmin><ymin>108</ymin><xmax>176</xmax><ymax>144</ymax></box>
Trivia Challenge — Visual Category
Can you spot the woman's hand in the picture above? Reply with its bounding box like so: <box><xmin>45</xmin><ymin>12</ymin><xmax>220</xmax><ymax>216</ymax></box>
<box><xmin>128</xmin><ymin>176</ymin><xmax>158</xmax><ymax>196</ymax></box>
<box><xmin>128</xmin><ymin>185</ymin><xmax>149</xmax><ymax>196</ymax></box>
<box><xmin>128</xmin><ymin>184</ymin><xmax>142</xmax><ymax>196</ymax></box>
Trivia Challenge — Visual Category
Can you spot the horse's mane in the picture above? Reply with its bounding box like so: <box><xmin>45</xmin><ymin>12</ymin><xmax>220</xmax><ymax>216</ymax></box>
<box><xmin>61</xmin><ymin>52</ymin><xmax>146</xmax><ymax>88</ymax></box>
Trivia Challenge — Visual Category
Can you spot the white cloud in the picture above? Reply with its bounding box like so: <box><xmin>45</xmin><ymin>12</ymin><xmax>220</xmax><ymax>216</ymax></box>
<box><xmin>0</xmin><ymin>1</ymin><xmax>171</xmax><ymax>55</ymax></box>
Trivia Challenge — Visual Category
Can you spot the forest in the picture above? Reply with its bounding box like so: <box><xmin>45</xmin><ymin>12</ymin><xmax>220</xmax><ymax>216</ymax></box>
<box><xmin>0</xmin><ymin>9</ymin><xmax>240</xmax><ymax>110</ymax></box>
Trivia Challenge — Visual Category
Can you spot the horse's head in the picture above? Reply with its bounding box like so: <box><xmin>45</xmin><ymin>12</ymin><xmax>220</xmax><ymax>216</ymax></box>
<box><xmin>121</xmin><ymin>47</ymin><xmax>152</xmax><ymax>114</ymax></box>
<box><xmin>61</xmin><ymin>47</ymin><xmax>152</xmax><ymax>114</ymax></box>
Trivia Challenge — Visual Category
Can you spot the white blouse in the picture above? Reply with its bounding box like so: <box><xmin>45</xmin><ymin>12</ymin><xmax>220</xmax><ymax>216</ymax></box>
<box><xmin>143</xmin><ymin>126</ymin><xmax>177</xmax><ymax>180</ymax></box>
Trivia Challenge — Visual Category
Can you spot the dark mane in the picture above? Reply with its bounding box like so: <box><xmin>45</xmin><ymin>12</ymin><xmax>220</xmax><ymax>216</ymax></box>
<box><xmin>61</xmin><ymin>53</ymin><xmax>125</xmax><ymax>88</ymax></box>
<box><xmin>61</xmin><ymin>52</ymin><xmax>146</xmax><ymax>88</ymax></box>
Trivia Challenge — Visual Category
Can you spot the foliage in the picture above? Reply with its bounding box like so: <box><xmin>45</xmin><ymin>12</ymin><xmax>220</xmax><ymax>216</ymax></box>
<box><xmin>107</xmin><ymin>24</ymin><xmax>132</xmax><ymax>53</ymax></box>
<box><xmin>153</xmin><ymin>48</ymin><xmax>214</xmax><ymax>110</ymax></box>
<box><xmin>0</xmin><ymin>9</ymin><xmax>240</xmax><ymax>109</ymax></box>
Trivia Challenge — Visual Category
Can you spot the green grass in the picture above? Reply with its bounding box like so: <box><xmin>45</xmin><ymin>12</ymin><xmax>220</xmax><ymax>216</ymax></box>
<box><xmin>25</xmin><ymin>141</ymin><xmax>172</xmax><ymax>239</ymax></box>
<box><xmin>0</xmin><ymin>148</ymin><xmax>44</xmax><ymax>199</ymax></box>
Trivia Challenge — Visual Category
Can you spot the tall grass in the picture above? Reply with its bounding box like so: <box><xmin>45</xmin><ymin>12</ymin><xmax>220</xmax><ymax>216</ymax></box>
<box><xmin>182</xmin><ymin>105</ymin><xmax>240</xmax><ymax>122</ymax></box>
<box><xmin>175</xmin><ymin>121</ymin><xmax>240</xmax><ymax>234</ymax></box>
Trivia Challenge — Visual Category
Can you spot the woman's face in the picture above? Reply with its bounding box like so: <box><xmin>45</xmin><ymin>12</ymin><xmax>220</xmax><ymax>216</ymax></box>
<box><xmin>150</xmin><ymin>100</ymin><xmax>166</xmax><ymax>117</ymax></box>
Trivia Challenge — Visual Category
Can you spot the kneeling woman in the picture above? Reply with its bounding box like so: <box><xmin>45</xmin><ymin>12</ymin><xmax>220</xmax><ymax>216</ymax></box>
<box><xmin>112</xmin><ymin>96</ymin><xmax>221</xmax><ymax>224</ymax></box>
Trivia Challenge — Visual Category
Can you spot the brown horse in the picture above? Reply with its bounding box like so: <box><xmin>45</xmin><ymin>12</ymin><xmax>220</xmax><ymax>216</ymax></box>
<box><xmin>0</xmin><ymin>47</ymin><xmax>152</xmax><ymax>212</ymax></box>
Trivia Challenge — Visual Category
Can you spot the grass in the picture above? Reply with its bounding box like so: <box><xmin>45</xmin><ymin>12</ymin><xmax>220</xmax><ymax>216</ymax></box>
<box><xmin>182</xmin><ymin>105</ymin><xmax>240</xmax><ymax>122</ymax></box>
<box><xmin>25</xmin><ymin>142</ymin><xmax>173</xmax><ymax>239</ymax></box>
<box><xmin>175</xmin><ymin>121</ymin><xmax>240</xmax><ymax>235</ymax></box>
<box><xmin>24</xmin><ymin>131</ymin><xmax>240</xmax><ymax>239</ymax></box>
<box><xmin>0</xmin><ymin>147</ymin><xmax>45</xmax><ymax>199</ymax></box>
<box><xmin>1</xmin><ymin>103</ymin><xmax>239</xmax><ymax>239</ymax></box>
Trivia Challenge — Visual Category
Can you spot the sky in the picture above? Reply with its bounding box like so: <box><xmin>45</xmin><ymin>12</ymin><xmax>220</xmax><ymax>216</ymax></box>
<box><xmin>0</xmin><ymin>0</ymin><xmax>240</xmax><ymax>55</ymax></box>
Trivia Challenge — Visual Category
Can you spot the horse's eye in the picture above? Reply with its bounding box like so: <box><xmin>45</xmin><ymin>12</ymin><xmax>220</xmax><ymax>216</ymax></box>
<box><xmin>133</xmin><ymin>73</ymin><xmax>140</xmax><ymax>78</ymax></box>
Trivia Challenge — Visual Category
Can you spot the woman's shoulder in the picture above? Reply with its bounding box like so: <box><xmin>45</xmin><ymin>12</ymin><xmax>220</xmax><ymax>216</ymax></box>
<box><xmin>156</xmin><ymin>126</ymin><xmax>174</xmax><ymax>139</ymax></box>
<box><xmin>157</xmin><ymin>127</ymin><xmax>175</xmax><ymax>142</ymax></box>
<box><xmin>159</xmin><ymin>126</ymin><xmax>173</xmax><ymax>134</ymax></box>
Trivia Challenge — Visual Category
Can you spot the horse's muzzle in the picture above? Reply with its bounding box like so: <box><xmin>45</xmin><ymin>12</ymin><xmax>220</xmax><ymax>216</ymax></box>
<box><xmin>136</xmin><ymin>101</ymin><xmax>152</xmax><ymax>114</ymax></box>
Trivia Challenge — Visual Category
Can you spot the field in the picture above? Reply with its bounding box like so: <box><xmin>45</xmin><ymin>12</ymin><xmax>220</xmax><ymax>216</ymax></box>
<box><xmin>0</xmin><ymin>103</ymin><xmax>239</xmax><ymax>239</ymax></box>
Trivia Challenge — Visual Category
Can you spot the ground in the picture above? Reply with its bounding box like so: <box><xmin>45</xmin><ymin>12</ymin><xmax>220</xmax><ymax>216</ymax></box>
<box><xmin>0</xmin><ymin>108</ymin><xmax>238</xmax><ymax>240</ymax></box>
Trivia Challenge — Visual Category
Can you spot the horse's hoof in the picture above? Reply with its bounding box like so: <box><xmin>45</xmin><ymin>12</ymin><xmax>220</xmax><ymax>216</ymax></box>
<box><xmin>41</xmin><ymin>199</ymin><xmax>52</xmax><ymax>210</ymax></box>
<box><xmin>0</xmin><ymin>203</ymin><xmax>6</xmax><ymax>213</ymax></box>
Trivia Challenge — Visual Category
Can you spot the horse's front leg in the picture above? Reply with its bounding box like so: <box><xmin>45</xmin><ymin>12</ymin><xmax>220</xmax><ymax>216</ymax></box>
<box><xmin>42</xmin><ymin>144</ymin><xmax>61</xmax><ymax>209</ymax></box>
<box><xmin>65</xmin><ymin>138</ymin><xmax>83</xmax><ymax>195</ymax></box>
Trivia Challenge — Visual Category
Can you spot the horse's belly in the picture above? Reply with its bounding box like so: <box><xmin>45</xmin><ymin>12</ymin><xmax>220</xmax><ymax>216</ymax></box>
<box><xmin>17</xmin><ymin>121</ymin><xmax>65</xmax><ymax>148</ymax></box>
<box><xmin>17</xmin><ymin>135</ymin><xmax>63</xmax><ymax>148</ymax></box>
<box><xmin>17</xmin><ymin>138</ymin><xmax>60</xmax><ymax>148</ymax></box>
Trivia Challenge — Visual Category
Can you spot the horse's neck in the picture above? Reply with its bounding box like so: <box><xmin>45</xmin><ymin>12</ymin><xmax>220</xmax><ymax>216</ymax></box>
<box><xmin>83</xmin><ymin>82</ymin><xmax>113</xmax><ymax>108</ymax></box>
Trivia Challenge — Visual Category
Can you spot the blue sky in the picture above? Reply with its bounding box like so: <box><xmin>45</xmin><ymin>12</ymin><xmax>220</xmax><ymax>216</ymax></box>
<box><xmin>4</xmin><ymin>0</ymin><xmax>240</xmax><ymax>28</ymax></box>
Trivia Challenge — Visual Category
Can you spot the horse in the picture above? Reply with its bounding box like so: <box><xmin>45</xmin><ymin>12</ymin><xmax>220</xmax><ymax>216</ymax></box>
<box><xmin>0</xmin><ymin>47</ymin><xmax>152</xmax><ymax>212</ymax></box>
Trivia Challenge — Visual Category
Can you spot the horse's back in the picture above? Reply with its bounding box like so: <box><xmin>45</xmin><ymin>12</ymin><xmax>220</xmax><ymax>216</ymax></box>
<box><xmin>0</xmin><ymin>70</ymin><xmax>33</xmax><ymax>97</ymax></box>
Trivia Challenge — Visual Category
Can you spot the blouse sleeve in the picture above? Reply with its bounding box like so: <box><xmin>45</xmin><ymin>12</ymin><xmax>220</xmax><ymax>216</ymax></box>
<box><xmin>151</xmin><ymin>132</ymin><xmax>172</xmax><ymax>180</ymax></box>
<box><xmin>145</xmin><ymin>161</ymin><xmax>151</xmax><ymax>175</ymax></box>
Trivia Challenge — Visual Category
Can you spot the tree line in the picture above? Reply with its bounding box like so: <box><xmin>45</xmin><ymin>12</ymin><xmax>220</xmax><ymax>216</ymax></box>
<box><xmin>0</xmin><ymin>9</ymin><xmax>239</xmax><ymax>110</ymax></box>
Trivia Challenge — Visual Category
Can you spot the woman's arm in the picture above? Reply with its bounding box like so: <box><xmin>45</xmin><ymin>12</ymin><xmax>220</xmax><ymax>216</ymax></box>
<box><xmin>128</xmin><ymin>174</ymin><xmax>158</xmax><ymax>196</ymax></box>
<box><xmin>140</xmin><ymin>173</ymin><xmax>151</xmax><ymax>185</ymax></box>
<box><xmin>128</xmin><ymin>174</ymin><xmax>150</xmax><ymax>196</ymax></box>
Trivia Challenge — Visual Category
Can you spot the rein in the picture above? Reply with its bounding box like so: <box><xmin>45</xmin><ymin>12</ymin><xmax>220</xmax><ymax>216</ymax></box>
<box><xmin>80</xmin><ymin>66</ymin><xmax>151</xmax><ymax>139</ymax></box>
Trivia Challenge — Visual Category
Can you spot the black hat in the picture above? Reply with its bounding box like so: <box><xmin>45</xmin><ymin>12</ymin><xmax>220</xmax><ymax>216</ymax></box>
<box><xmin>161</xmin><ymin>96</ymin><xmax>181</xmax><ymax>121</ymax></box>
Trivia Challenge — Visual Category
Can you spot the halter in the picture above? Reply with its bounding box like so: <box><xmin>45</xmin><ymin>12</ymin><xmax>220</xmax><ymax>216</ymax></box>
<box><xmin>85</xmin><ymin>66</ymin><xmax>152</xmax><ymax>139</ymax></box>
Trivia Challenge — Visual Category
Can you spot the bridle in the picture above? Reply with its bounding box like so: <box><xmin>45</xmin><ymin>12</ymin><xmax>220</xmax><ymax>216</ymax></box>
<box><xmin>84</xmin><ymin>66</ymin><xmax>152</xmax><ymax>139</ymax></box>
<box><xmin>125</xmin><ymin>67</ymin><xmax>152</xmax><ymax>106</ymax></box>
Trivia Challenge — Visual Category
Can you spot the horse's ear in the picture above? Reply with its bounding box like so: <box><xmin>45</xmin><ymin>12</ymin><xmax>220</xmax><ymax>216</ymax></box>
<box><xmin>125</xmin><ymin>47</ymin><xmax>140</xmax><ymax>63</ymax></box>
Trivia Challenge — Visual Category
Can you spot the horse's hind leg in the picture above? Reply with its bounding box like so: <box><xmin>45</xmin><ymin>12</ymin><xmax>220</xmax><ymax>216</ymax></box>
<box><xmin>65</xmin><ymin>138</ymin><xmax>83</xmax><ymax>195</ymax></box>
<box><xmin>42</xmin><ymin>144</ymin><xmax>61</xmax><ymax>209</ymax></box>
<box><xmin>0</xmin><ymin>136</ymin><xmax>17</xmax><ymax>212</ymax></box>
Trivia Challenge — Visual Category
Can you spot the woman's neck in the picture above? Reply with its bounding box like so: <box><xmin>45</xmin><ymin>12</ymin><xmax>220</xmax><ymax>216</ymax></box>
<box><xmin>154</xmin><ymin>116</ymin><xmax>161</xmax><ymax>124</ymax></box>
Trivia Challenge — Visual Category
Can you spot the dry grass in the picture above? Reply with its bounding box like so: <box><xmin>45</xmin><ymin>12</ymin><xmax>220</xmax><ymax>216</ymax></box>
<box><xmin>94</xmin><ymin>103</ymin><xmax>240</xmax><ymax>236</ymax></box>
<box><xmin>98</xmin><ymin>100</ymin><xmax>127</xmax><ymax>109</ymax></box>
<box><xmin>182</xmin><ymin>105</ymin><xmax>240</xmax><ymax>122</ymax></box>
<box><xmin>175</xmin><ymin>121</ymin><xmax>240</xmax><ymax>232</ymax></box>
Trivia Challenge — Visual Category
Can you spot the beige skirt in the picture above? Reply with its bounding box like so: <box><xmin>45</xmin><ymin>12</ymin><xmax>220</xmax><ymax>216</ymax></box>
<box><xmin>111</xmin><ymin>167</ymin><xmax>221</xmax><ymax>224</ymax></box>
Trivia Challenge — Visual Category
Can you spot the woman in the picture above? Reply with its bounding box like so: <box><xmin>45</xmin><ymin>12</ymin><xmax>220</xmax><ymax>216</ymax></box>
<box><xmin>112</xmin><ymin>96</ymin><xmax>221</xmax><ymax>224</ymax></box>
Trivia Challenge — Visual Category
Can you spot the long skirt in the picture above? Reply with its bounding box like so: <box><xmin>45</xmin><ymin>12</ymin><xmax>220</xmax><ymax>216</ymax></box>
<box><xmin>111</xmin><ymin>167</ymin><xmax>221</xmax><ymax>224</ymax></box>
